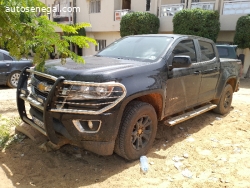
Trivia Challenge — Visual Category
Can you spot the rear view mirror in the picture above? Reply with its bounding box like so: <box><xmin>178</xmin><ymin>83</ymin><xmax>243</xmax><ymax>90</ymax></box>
<box><xmin>171</xmin><ymin>55</ymin><xmax>192</xmax><ymax>68</ymax></box>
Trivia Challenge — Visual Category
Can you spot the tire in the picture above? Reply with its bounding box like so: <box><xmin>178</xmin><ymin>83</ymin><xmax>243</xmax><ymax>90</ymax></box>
<box><xmin>114</xmin><ymin>101</ymin><xmax>157</xmax><ymax>160</ymax></box>
<box><xmin>213</xmin><ymin>84</ymin><xmax>233</xmax><ymax>115</ymax></box>
<box><xmin>7</xmin><ymin>71</ymin><xmax>20</xmax><ymax>88</ymax></box>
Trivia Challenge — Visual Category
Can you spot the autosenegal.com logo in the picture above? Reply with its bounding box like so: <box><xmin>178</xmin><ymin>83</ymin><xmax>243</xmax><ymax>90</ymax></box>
<box><xmin>5</xmin><ymin>6</ymin><xmax>80</xmax><ymax>14</ymax></box>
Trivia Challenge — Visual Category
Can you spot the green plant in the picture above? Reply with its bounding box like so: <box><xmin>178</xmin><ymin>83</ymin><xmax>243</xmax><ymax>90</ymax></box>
<box><xmin>173</xmin><ymin>9</ymin><xmax>220</xmax><ymax>42</ymax></box>
<box><xmin>0</xmin><ymin>0</ymin><xmax>96</xmax><ymax>72</ymax></box>
<box><xmin>234</xmin><ymin>14</ymin><xmax>250</xmax><ymax>49</ymax></box>
<box><xmin>0</xmin><ymin>115</ymin><xmax>22</xmax><ymax>148</ymax></box>
<box><xmin>120</xmin><ymin>12</ymin><xmax>160</xmax><ymax>37</ymax></box>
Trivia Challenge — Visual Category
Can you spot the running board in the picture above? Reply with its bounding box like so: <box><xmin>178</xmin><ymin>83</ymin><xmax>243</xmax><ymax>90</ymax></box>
<box><xmin>164</xmin><ymin>104</ymin><xmax>217</xmax><ymax>126</ymax></box>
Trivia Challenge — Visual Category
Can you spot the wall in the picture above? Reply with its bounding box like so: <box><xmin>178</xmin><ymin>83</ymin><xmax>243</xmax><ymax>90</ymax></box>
<box><xmin>220</xmin><ymin>15</ymin><xmax>243</xmax><ymax>31</ymax></box>
<box><xmin>161</xmin><ymin>0</ymin><xmax>180</xmax><ymax>4</ymax></box>
<box><xmin>131</xmin><ymin>0</ymin><xmax>146</xmax><ymax>12</ymax></box>
<box><xmin>217</xmin><ymin>31</ymin><xmax>235</xmax><ymax>43</ymax></box>
<box><xmin>114</xmin><ymin>0</ymin><xmax>122</xmax><ymax>10</ymax></box>
<box><xmin>77</xmin><ymin>1</ymin><xmax>120</xmax><ymax>32</ymax></box>
<box><xmin>83</xmin><ymin>31</ymin><xmax>121</xmax><ymax>56</ymax></box>
<box><xmin>243</xmin><ymin>49</ymin><xmax>250</xmax><ymax>76</ymax></box>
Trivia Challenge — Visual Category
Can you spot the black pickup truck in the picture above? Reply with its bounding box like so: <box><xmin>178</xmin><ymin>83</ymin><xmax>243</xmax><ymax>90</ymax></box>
<box><xmin>17</xmin><ymin>34</ymin><xmax>242</xmax><ymax>160</ymax></box>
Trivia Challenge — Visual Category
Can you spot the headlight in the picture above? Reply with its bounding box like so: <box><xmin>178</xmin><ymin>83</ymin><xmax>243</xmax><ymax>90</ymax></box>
<box><xmin>66</xmin><ymin>85</ymin><xmax>114</xmax><ymax>100</ymax></box>
<box><xmin>95</xmin><ymin>86</ymin><xmax>113</xmax><ymax>97</ymax></box>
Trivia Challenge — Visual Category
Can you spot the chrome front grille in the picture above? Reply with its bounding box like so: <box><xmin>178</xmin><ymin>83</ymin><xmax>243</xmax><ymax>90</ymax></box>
<box><xmin>26</xmin><ymin>69</ymin><xmax>127</xmax><ymax>115</ymax></box>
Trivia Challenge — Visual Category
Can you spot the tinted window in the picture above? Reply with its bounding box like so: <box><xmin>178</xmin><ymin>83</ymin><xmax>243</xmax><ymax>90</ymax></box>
<box><xmin>0</xmin><ymin>53</ymin><xmax>4</xmax><ymax>61</ymax></box>
<box><xmin>172</xmin><ymin>40</ymin><xmax>197</xmax><ymax>63</ymax></box>
<box><xmin>217</xmin><ymin>47</ymin><xmax>229</xmax><ymax>58</ymax></box>
<box><xmin>199</xmin><ymin>41</ymin><xmax>215</xmax><ymax>61</ymax></box>
<box><xmin>3</xmin><ymin>54</ymin><xmax>13</xmax><ymax>61</ymax></box>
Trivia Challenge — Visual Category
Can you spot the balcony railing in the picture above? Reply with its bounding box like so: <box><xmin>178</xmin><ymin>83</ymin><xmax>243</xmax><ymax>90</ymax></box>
<box><xmin>191</xmin><ymin>2</ymin><xmax>215</xmax><ymax>10</ymax></box>
<box><xmin>223</xmin><ymin>0</ymin><xmax>250</xmax><ymax>15</ymax></box>
<box><xmin>114</xmin><ymin>9</ymin><xmax>131</xmax><ymax>21</ymax></box>
<box><xmin>160</xmin><ymin>4</ymin><xmax>185</xmax><ymax>17</ymax></box>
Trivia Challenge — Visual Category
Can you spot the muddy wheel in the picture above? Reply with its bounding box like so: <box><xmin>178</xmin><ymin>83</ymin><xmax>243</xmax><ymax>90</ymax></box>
<box><xmin>7</xmin><ymin>71</ymin><xmax>20</xmax><ymax>88</ymax></box>
<box><xmin>213</xmin><ymin>84</ymin><xmax>233</xmax><ymax>115</ymax></box>
<box><xmin>114</xmin><ymin>101</ymin><xmax>157</xmax><ymax>160</ymax></box>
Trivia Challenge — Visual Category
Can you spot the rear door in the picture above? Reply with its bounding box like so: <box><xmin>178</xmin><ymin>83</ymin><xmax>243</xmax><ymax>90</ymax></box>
<box><xmin>164</xmin><ymin>39</ymin><xmax>202</xmax><ymax>116</ymax></box>
<box><xmin>197</xmin><ymin>40</ymin><xmax>220</xmax><ymax>103</ymax></box>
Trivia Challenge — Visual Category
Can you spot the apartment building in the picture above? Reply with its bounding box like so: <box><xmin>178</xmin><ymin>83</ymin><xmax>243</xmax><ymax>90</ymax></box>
<box><xmin>41</xmin><ymin>0</ymin><xmax>250</xmax><ymax>76</ymax></box>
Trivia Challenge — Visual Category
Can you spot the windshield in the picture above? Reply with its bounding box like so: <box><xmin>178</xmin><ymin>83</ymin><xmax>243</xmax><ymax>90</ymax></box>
<box><xmin>97</xmin><ymin>36</ymin><xmax>173</xmax><ymax>62</ymax></box>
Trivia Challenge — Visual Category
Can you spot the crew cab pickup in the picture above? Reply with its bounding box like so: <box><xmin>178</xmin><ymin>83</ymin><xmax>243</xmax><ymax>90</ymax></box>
<box><xmin>17</xmin><ymin>34</ymin><xmax>242</xmax><ymax>160</ymax></box>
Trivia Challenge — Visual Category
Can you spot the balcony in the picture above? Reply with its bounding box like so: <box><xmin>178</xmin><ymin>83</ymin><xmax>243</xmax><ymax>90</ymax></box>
<box><xmin>191</xmin><ymin>1</ymin><xmax>215</xmax><ymax>10</ymax></box>
<box><xmin>114</xmin><ymin>9</ymin><xmax>131</xmax><ymax>21</ymax></box>
<box><xmin>160</xmin><ymin>4</ymin><xmax>185</xmax><ymax>17</ymax></box>
<box><xmin>222</xmin><ymin>0</ymin><xmax>250</xmax><ymax>15</ymax></box>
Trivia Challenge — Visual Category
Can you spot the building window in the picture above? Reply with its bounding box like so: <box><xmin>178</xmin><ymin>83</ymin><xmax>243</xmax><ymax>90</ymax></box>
<box><xmin>89</xmin><ymin>0</ymin><xmax>101</xmax><ymax>13</ymax></box>
<box><xmin>146</xmin><ymin>0</ymin><xmax>151</xmax><ymax>11</ymax></box>
<box><xmin>95</xmin><ymin>40</ymin><xmax>106</xmax><ymax>51</ymax></box>
<box><xmin>181</xmin><ymin>0</ymin><xmax>185</xmax><ymax>3</ymax></box>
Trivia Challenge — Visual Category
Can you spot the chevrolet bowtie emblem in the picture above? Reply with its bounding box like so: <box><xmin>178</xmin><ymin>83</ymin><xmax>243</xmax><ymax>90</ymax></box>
<box><xmin>37</xmin><ymin>82</ymin><xmax>52</xmax><ymax>92</ymax></box>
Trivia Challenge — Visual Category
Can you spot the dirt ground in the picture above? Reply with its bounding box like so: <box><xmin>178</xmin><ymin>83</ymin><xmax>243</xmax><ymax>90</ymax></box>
<box><xmin>0</xmin><ymin>79</ymin><xmax>249</xmax><ymax>188</ymax></box>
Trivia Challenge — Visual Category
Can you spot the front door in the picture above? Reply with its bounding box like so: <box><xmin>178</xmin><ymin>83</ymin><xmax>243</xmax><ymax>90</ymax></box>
<box><xmin>165</xmin><ymin>39</ymin><xmax>202</xmax><ymax>116</ymax></box>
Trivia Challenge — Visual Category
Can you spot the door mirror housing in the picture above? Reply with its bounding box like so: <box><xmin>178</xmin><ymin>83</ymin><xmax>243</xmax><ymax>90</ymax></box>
<box><xmin>171</xmin><ymin>55</ymin><xmax>192</xmax><ymax>69</ymax></box>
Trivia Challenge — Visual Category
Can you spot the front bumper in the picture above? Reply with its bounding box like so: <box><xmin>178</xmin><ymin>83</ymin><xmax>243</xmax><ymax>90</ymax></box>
<box><xmin>17</xmin><ymin>67</ymin><xmax>126</xmax><ymax>155</ymax></box>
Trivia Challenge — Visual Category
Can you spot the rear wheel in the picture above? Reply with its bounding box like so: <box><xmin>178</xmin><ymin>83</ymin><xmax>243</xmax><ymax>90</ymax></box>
<box><xmin>7</xmin><ymin>71</ymin><xmax>20</xmax><ymax>88</ymax></box>
<box><xmin>114</xmin><ymin>101</ymin><xmax>157</xmax><ymax>160</ymax></box>
<box><xmin>213</xmin><ymin>84</ymin><xmax>233</xmax><ymax>115</ymax></box>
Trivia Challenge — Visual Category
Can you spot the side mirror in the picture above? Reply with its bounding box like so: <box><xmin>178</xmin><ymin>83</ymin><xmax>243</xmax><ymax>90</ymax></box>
<box><xmin>171</xmin><ymin>55</ymin><xmax>192</xmax><ymax>69</ymax></box>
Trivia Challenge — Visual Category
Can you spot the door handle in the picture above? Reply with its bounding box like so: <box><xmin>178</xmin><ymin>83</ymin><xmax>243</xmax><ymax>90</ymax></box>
<box><xmin>6</xmin><ymin>63</ymin><xmax>10</xmax><ymax>67</ymax></box>
<box><xmin>193</xmin><ymin>70</ymin><xmax>201</xmax><ymax>75</ymax></box>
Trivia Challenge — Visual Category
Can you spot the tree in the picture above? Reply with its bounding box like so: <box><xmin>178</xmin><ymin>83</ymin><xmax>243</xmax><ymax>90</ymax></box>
<box><xmin>120</xmin><ymin>12</ymin><xmax>160</xmax><ymax>37</ymax></box>
<box><xmin>0</xmin><ymin>0</ymin><xmax>96</xmax><ymax>71</ymax></box>
<box><xmin>234</xmin><ymin>14</ymin><xmax>250</xmax><ymax>49</ymax></box>
<box><xmin>173</xmin><ymin>9</ymin><xmax>220</xmax><ymax>42</ymax></box>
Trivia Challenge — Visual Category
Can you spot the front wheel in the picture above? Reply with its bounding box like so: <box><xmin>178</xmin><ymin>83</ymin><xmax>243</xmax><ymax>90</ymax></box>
<box><xmin>213</xmin><ymin>84</ymin><xmax>233</xmax><ymax>115</ymax></box>
<box><xmin>114</xmin><ymin>101</ymin><xmax>157</xmax><ymax>160</ymax></box>
<box><xmin>7</xmin><ymin>71</ymin><xmax>20</xmax><ymax>88</ymax></box>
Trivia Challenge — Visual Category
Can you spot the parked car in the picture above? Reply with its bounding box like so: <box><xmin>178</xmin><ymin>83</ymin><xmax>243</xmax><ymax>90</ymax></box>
<box><xmin>0</xmin><ymin>49</ymin><xmax>33</xmax><ymax>88</ymax></box>
<box><xmin>17</xmin><ymin>35</ymin><xmax>242</xmax><ymax>160</ymax></box>
<box><xmin>216</xmin><ymin>44</ymin><xmax>244</xmax><ymax>77</ymax></box>
<box><xmin>216</xmin><ymin>44</ymin><xmax>238</xmax><ymax>59</ymax></box>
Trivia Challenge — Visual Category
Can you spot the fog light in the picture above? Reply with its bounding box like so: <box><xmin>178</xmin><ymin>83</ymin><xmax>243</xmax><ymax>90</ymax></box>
<box><xmin>72</xmin><ymin>120</ymin><xmax>101</xmax><ymax>133</ymax></box>
<box><xmin>88</xmin><ymin>121</ymin><xmax>93</xmax><ymax>129</ymax></box>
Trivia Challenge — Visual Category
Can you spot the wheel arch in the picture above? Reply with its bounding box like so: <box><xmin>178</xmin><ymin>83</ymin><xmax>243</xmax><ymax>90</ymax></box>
<box><xmin>226</xmin><ymin>77</ymin><xmax>237</xmax><ymax>92</ymax></box>
<box><xmin>214</xmin><ymin>75</ymin><xmax>238</xmax><ymax>101</ymax></box>
<box><xmin>119</xmin><ymin>90</ymin><xmax>164</xmax><ymax>122</ymax></box>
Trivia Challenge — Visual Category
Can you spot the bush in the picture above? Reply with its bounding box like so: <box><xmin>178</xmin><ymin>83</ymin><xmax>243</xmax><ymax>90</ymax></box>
<box><xmin>173</xmin><ymin>9</ymin><xmax>220</xmax><ymax>42</ymax></box>
<box><xmin>234</xmin><ymin>14</ymin><xmax>250</xmax><ymax>49</ymax></box>
<box><xmin>120</xmin><ymin>12</ymin><xmax>160</xmax><ymax>37</ymax></box>
<box><xmin>0</xmin><ymin>116</ymin><xmax>22</xmax><ymax>148</ymax></box>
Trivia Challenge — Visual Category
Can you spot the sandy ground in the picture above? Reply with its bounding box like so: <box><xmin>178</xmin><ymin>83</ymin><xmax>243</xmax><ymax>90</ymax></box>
<box><xmin>0</xmin><ymin>79</ymin><xmax>249</xmax><ymax>188</ymax></box>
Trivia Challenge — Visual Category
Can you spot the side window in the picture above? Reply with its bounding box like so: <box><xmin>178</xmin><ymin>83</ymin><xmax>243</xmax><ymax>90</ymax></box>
<box><xmin>199</xmin><ymin>41</ymin><xmax>215</xmax><ymax>61</ymax></box>
<box><xmin>172</xmin><ymin>40</ymin><xmax>197</xmax><ymax>63</ymax></box>
<box><xmin>0</xmin><ymin>53</ymin><xmax>3</xmax><ymax>61</ymax></box>
<box><xmin>3</xmin><ymin>54</ymin><xmax>13</xmax><ymax>61</ymax></box>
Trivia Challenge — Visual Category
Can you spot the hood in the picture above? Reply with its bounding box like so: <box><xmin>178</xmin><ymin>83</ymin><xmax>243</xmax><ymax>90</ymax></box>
<box><xmin>42</xmin><ymin>56</ymin><xmax>151</xmax><ymax>82</ymax></box>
